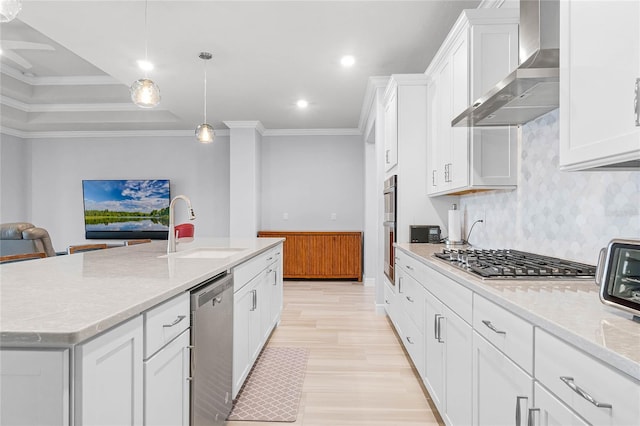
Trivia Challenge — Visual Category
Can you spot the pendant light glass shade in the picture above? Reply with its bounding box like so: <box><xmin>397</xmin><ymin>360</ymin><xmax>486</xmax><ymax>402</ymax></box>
<box><xmin>196</xmin><ymin>52</ymin><xmax>214</xmax><ymax>144</ymax></box>
<box><xmin>130</xmin><ymin>78</ymin><xmax>161</xmax><ymax>108</ymax></box>
<box><xmin>0</xmin><ymin>0</ymin><xmax>22</xmax><ymax>22</ymax></box>
<box><xmin>130</xmin><ymin>0</ymin><xmax>160</xmax><ymax>108</ymax></box>
<box><xmin>196</xmin><ymin>123</ymin><xmax>214</xmax><ymax>143</ymax></box>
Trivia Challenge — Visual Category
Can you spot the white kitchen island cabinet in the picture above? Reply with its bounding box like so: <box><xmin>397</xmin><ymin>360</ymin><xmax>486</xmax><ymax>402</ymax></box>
<box><xmin>559</xmin><ymin>0</ymin><xmax>640</xmax><ymax>170</ymax></box>
<box><xmin>75</xmin><ymin>316</ymin><xmax>144</xmax><ymax>426</ymax></box>
<box><xmin>426</xmin><ymin>8</ymin><xmax>519</xmax><ymax>196</ymax></box>
<box><xmin>0</xmin><ymin>238</ymin><xmax>285</xmax><ymax>426</ymax></box>
<box><xmin>232</xmin><ymin>245</ymin><xmax>283</xmax><ymax>399</ymax></box>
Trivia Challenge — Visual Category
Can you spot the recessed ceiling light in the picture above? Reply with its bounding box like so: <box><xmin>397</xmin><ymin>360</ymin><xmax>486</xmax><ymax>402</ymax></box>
<box><xmin>296</xmin><ymin>99</ymin><xmax>308</xmax><ymax>109</ymax></box>
<box><xmin>340</xmin><ymin>55</ymin><xmax>355</xmax><ymax>67</ymax></box>
<box><xmin>137</xmin><ymin>59</ymin><xmax>154</xmax><ymax>71</ymax></box>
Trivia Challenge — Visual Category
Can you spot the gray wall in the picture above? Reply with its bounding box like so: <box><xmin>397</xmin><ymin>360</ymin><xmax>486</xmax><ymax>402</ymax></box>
<box><xmin>2</xmin><ymin>135</ymin><xmax>231</xmax><ymax>251</ymax></box>
<box><xmin>0</xmin><ymin>134</ymin><xmax>30</xmax><ymax>223</ymax></box>
<box><xmin>260</xmin><ymin>134</ymin><xmax>364</xmax><ymax>231</ymax></box>
<box><xmin>1</xmin><ymin>132</ymin><xmax>365</xmax><ymax>252</ymax></box>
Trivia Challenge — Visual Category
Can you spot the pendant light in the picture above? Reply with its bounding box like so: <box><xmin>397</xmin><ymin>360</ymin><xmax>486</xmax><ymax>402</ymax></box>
<box><xmin>0</xmin><ymin>0</ymin><xmax>22</xmax><ymax>22</ymax></box>
<box><xmin>195</xmin><ymin>52</ymin><xmax>214</xmax><ymax>144</ymax></box>
<box><xmin>130</xmin><ymin>0</ymin><xmax>160</xmax><ymax>108</ymax></box>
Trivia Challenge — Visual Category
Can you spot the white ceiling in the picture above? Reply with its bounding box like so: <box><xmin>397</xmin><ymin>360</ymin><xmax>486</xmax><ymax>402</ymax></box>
<box><xmin>0</xmin><ymin>0</ymin><xmax>481</xmax><ymax>137</ymax></box>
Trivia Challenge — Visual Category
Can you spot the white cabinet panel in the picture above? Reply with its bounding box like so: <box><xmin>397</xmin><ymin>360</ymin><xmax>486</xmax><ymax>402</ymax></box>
<box><xmin>75</xmin><ymin>316</ymin><xmax>144</xmax><ymax>426</ymax></box>
<box><xmin>472</xmin><ymin>331</ymin><xmax>533</xmax><ymax>426</ymax></box>
<box><xmin>559</xmin><ymin>0</ymin><xmax>640</xmax><ymax>170</ymax></box>
<box><xmin>384</xmin><ymin>87</ymin><xmax>398</xmax><ymax>171</ymax></box>
<box><xmin>144</xmin><ymin>330</ymin><xmax>190</xmax><ymax>426</ymax></box>
<box><xmin>426</xmin><ymin>9</ymin><xmax>519</xmax><ymax>196</ymax></box>
<box><xmin>534</xmin><ymin>382</ymin><xmax>589</xmax><ymax>426</ymax></box>
<box><xmin>0</xmin><ymin>349</ymin><xmax>69</xmax><ymax>426</ymax></box>
<box><xmin>535</xmin><ymin>328</ymin><xmax>640</xmax><ymax>426</ymax></box>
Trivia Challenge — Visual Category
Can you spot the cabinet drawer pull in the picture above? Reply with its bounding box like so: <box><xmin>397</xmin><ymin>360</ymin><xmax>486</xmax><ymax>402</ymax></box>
<box><xmin>266</xmin><ymin>256</ymin><xmax>274</xmax><ymax>261</ymax></box>
<box><xmin>406</xmin><ymin>295</ymin><xmax>414</xmax><ymax>303</ymax></box>
<box><xmin>406</xmin><ymin>336</ymin><xmax>414</xmax><ymax>345</ymax></box>
<box><xmin>163</xmin><ymin>315</ymin><xmax>186</xmax><ymax>328</ymax></box>
<box><xmin>559</xmin><ymin>376</ymin><xmax>612</xmax><ymax>408</ymax></box>
<box><xmin>482</xmin><ymin>320</ymin><xmax>506</xmax><ymax>335</ymax></box>
<box><xmin>515</xmin><ymin>396</ymin><xmax>528</xmax><ymax>426</ymax></box>
<box><xmin>405</xmin><ymin>265</ymin><xmax>414</xmax><ymax>271</ymax></box>
<box><xmin>526</xmin><ymin>408</ymin><xmax>540</xmax><ymax>426</ymax></box>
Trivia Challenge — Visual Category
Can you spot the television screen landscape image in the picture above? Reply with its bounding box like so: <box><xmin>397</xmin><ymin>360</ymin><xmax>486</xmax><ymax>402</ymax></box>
<box><xmin>82</xmin><ymin>179</ymin><xmax>171</xmax><ymax>240</ymax></box>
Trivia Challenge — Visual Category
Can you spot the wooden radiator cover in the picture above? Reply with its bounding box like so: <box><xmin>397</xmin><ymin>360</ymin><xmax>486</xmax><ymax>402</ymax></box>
<box><xmin>257</xmin><ymin>231</ymin><xmax>362</xmax><ymax>281</ymax></box>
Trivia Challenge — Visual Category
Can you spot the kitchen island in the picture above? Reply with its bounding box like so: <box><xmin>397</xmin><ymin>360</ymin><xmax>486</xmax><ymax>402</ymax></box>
<box><xmin>0</xmin><ymin>237</ymin><xmax>284</xmax><ymax>426</ymax></box>
<box><xmin>391</xmin><ymin>243</ymin><xmax>640</xmax><ymax>426</ymax></box>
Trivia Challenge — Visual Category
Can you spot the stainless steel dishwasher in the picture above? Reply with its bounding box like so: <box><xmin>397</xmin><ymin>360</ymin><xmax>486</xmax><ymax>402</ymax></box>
<box><xmin>190</xmin><ymin>271</ymin><xmax>234</xmax><ymax>425</ymax></box>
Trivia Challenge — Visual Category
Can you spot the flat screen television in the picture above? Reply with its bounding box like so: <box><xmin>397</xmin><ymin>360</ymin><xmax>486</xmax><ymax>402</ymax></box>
<box><xmin>82</xmin><ymin>179</ymin><xmax>170</xmax><ymax>240</ymax></box>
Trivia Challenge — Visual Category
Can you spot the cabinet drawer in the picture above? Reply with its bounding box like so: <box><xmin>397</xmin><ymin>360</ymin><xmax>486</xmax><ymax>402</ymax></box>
<box><xmin>396</xmin><ymin>251</ymin><xmax>426</xmax><ymax>283</ymax></box>
<box><xmin>401</xmin><ymin>312</ymin><xmax>424</xmax><ymax>378</ymax></box>
<box><xmin>399</xmin><ymin>272</ymin><xmax>425</xmax><ymax>334</ymax></box>
<box><xmin>233</xmin><ymin>247</ymin><xmax>280</xmax><ymax>292</ymax></box>
<box><xmin>144</xmin><ymin>293</ymin><xmax>190</xmax><ymax>359</ymax></box>
<box><xmin>473</xmin><ymin>294</ymin><xmax>533</xmax><ymax>374</ymax></box>
<box><xmin>423</xmin><ymin>265</ymin><xmax>472</xmax><ymax>324</ymax></box>
<box><xmin>535</xmin><ymin>328</ymin><xmax>640</xmax><ymax>426</ymax></box>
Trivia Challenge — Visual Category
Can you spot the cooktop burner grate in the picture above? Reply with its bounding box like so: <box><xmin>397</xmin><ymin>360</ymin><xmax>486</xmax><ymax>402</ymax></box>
<box><xmin>433</xmin><ymin>248</ymin><xmax>597</xmax><ymax>280</ymax></box>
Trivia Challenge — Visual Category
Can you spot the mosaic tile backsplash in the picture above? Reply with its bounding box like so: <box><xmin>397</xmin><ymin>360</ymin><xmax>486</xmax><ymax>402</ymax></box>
<box><xmin>460</xmin><ymin>109</ymin><xmax>640</xmax><ymax>265</ymax></box>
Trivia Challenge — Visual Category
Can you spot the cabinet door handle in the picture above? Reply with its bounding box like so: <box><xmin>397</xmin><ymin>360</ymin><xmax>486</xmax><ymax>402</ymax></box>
<box><xmin>273</xmin><ymin>269</ymin><xmax>278</xmax><ymax>285</ymax></box>
<box><xmin>406</xmin><ymin>336</ymin><xmax>414</xmax><ymax>345</ymax></box>
<box><xmin>559</xmin><ymin>376</ymin><xmax>612</xmax><ymax>408</ymax></box>
<box><xmin>515</xmin><ymin>396</ymin><xmax>528</xmax><ymax>426</ymax></box>
<box><xmin>635</xmin><ymin>77</ymin><xmax>639</xmax><ymax>127</ymax></box>
<box><xmin>434</xmin><ymin>314</ymin><xmax>444</xmax><ymax>343</ymax></box>
<box><xmin>398</xmin><ymin>276</ymin><xmax>403</xmax><ymax>294</ymax></box>
<box><xmin>250</xmin><ymin>289</ymin><xmax>257</xmax><ymax>311</ymax></box>
<box><xmin>482</xmin><ymin>320</ymin><xmax>506</xmax><ymax>335</ymax></box>
<box><xmin>432</xmin><ymin>170</ymin><xmax>437</xmax><ymax>186</ymax></box>
<box><xmin>526</xmin><ymin>408</ymin><xmax>540</xmax><ymax>426</ymax></box>
<box><xmin>163</xmin><ymin>315</ymin><xmax>186</xmax><ymax>328</ymax></box>
<box><xmin>386</xmin><ymin>149</ymin><xmax>390</xmax><ymax>163</ymax></box>
<box><xmin>434</xmin><ymin>314</ymin><xmax>440</xmax><ymax>340</ymax></box>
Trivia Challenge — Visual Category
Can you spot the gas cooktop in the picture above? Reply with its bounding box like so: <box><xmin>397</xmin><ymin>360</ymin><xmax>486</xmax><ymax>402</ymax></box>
<box><xmin>433</xmin><ymin>248</ymin><xmax>597</xmax><ymax>280</ymax></box>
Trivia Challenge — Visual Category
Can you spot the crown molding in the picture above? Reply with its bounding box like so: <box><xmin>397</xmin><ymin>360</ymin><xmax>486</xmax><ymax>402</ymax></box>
<box><xmin>0</xmin><ymin>95</ymin><xmax>144</xmax><ymax>113</ymax></box>
<box><xmin>1</xmin><ymin>64</ymin><xmax>121</xmax><ymax>86</ymax></box>
<box><xmin>0</xmin><ymin>128</ymin><xmax>232</xmax><ymax>139</ymax></box>
<box><xmin>223</xmin><ymin>120</ymin><xmax>266</xmax><ymax>135</ymax></box>
<box><xmin>357</xmin><ymin>76</ymin><xmax>390</xmax><ymax>135</ymax></box>
<box><xmin>262</xmin><ymin>128</ymin><xmax>361</xmax><ymax>137</ymax></box>
<box><xmin>0</xmin><ymin>126</ymin><xmax>363</xmax><ymax>139</ymax></box>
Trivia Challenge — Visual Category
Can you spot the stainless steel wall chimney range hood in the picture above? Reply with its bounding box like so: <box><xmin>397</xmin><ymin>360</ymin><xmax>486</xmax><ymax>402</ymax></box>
<box><xmin>452</xmin><ymin>0</ymin><xmax>559</xmax><ymax>127</ymax></box>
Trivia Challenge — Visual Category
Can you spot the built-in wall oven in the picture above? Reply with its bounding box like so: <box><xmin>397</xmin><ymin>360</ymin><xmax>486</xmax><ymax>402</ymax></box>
<box><xmin>383</xmin><ymin>175</ymin><xmax>397</xmax><ymax>283</ymax></box>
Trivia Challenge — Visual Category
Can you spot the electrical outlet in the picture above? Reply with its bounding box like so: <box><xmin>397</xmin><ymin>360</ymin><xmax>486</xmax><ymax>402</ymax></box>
<box><xmin>330</xmin><ymin>213</ymin><xmax>337</xmax><ymax>221</ymax></box>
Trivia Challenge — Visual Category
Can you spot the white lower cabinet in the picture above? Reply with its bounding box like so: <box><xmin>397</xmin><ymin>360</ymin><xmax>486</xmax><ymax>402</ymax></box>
<box><xmin>75</xmin><ymin>316</ymin><xmax>144</xmax><ymax>426</ymax></box>
<box><xmin>232</xmin><ymin>245</ymin><xmax>284</xmax><ymax>399</ymax></box>
<box><xmin>143</xmin><ymin>329</ymin><xmax>190</xmax><ymax>426</ymax></box>
<box><xmin>0</xmin><ymin>349</ymin><xmax>69</xmax><ymax>426</ymax></box>
<box><xmin>533</xmin><ymin>383</ymin><xmax>588</xmax><ymax>426</ymax></box>
<box><xmin>472</xmin><ymin>331</ymin><xmax>533</xmax><ymax>426</ymax></box>
<box><xmin>424</xmin><ymin>290</ymin><xmax>473</xmax><ymax>426</ymax></box>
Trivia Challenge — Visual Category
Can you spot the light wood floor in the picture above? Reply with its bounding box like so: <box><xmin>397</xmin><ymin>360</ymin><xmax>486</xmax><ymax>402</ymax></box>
<box><xmin>228</xmin><ymin>280</ymin><xmax>444</xmax><ymax>426</ymax></box>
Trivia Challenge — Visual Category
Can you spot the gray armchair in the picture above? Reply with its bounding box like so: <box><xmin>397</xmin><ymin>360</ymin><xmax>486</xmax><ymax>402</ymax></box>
<box><xmin>0</xmin><ymin>222</ymin><xmax>57</xmax><ymax>257</ymax></box>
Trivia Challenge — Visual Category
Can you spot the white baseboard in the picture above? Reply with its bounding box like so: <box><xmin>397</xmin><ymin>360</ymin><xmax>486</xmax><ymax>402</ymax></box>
<box><xmin>363</xmin><ymin>277</ymin><xmax>375</xmax><ymax>287</ymax></box>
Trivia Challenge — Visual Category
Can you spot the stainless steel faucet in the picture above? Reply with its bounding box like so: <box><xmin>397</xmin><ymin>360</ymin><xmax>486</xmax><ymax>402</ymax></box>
<box><xmin>167</xmin><ymin>195</ymin><xmax>196</xmax><ymax>254</ymax></box>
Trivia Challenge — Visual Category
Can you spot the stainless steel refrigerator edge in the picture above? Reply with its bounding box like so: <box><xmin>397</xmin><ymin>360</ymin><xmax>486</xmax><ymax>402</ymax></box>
<box><xmin>190</xmin><ymin>272</ymin><xmax>234</xmax><ymax>425</ymax></box>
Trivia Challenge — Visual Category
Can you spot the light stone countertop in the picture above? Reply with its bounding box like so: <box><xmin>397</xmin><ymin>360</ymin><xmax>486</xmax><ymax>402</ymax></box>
<box><xmin>0</xmin><ymin>238</ymin><xmax>283</xmax><ymax>347</ymax></box>
<box><xmin>396</xmin><ymin>243</ymin><xmax>640</xmax><ymax>381</ymax></box>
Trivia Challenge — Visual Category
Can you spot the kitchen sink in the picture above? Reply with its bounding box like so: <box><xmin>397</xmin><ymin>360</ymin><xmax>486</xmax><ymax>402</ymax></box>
<box><xmin>161</xmin><ymin>247</ymin><xmax>247</xmax><ymax>259</ymax></box>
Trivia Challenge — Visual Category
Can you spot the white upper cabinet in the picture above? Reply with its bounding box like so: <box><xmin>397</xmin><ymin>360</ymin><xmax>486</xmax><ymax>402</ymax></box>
<box><xmin>384</xmin><ymin>87</ymin><xmax>399</xmax><ymax>171</ymax></box>
<box><xmin>559</xmin><ymin>0</ymin><xmax>640</xmax><ymax>170</ymax></box>
<box><xmin>426</xmin><ymin>9</ymin><xmax>519</xmax><ymax>196</ymax></box>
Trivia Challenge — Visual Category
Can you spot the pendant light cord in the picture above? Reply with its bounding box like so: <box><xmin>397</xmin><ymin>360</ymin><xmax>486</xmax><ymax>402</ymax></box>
<box><xmin>203</xmin><ymin>58</ymin><xmax>207</xmax><ymax>122</ymax></box>
<box><xmin>144</xmin><ymin>0</ymin><xmax>149</xmax><ymax>78</ymax></box>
